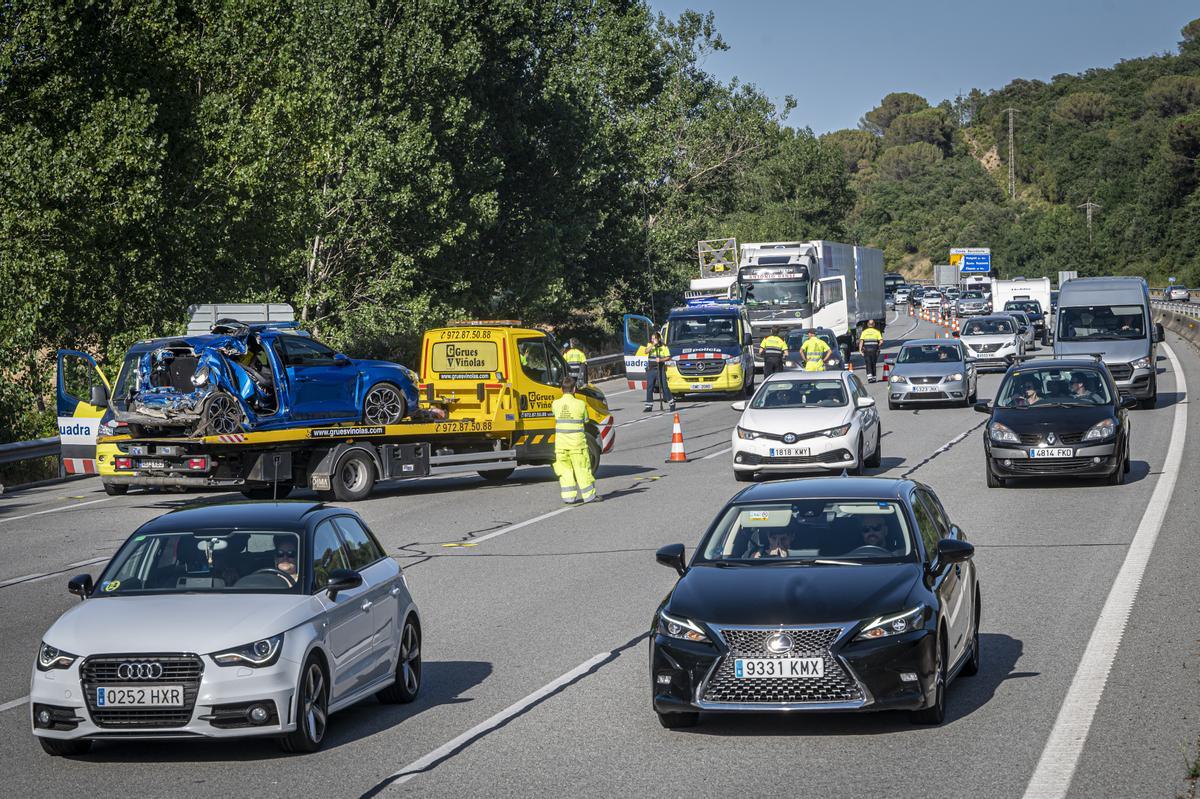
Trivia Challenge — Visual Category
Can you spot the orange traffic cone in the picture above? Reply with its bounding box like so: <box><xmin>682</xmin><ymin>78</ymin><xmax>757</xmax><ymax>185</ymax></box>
<box><xmin>665</xmin><ymin>414</ymin><xmax>688</xmax><ymax>463</ymax></box>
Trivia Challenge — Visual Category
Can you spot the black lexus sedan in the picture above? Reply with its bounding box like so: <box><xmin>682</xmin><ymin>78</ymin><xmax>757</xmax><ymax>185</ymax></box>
<box><xmin>650</xmin><ymin>478</ymin><xmax>979</xmax><ymax>728</ymax></box>
<box><xmin>975</xmin><ymin>358</ymin><xmax>1135</xmax><ymax>487</ymax></box>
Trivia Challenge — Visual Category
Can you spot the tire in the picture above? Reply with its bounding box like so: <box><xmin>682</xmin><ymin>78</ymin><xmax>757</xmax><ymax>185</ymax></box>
<box><xmin>378</xmin><ymin>616</ymin><xmax>422</xmax><ymax>704</ymax></box>
<box><xmin>331</xmin><ymin>451</ymin><xmax>376</xmax><ymax>502</ymax></box>
<box><xmin>363</xmin><ymin>382</ymin><xmax>407</xmax><ymax>425</ymax></box>
<box><xmin>968</xmin><ymin>385</ymin><xmax>978</xmax><ymax>404</ymax></box>
<box><xmin>888</xmin><ymin>400</ymin><xmax>900</xmax><ymax>411</ymax></box>
<box><xmin>241</xmin><ymin>483</ymin><xmax>294</xmax><ymax>500</ymax></box>
<box><xmin>848</xmin><ymin>437</ymin><xmax>864</xmax><ymax>476</ymax></box>
<box><xmin>657</xmin><ymin>711</ymin><xmax>699</xmax><ymax>729</ymax></box>
<box><xmin>911</xmin><ymin>632</ymin><xmax>947</xmax><ymax>725</ymax></box>
<box><xmin>1106</xmin><ymin>461</ymin><xmax>1124</xmax><ymax>485</ymax></box>
<box><xmin>478</xmin><ymin>468</ymin><xmax>515</xmax><ymax>482</ymax></box>
<box><xmin>734</xmin><ymin>470</ymin><xmax>755</xmax><ymax>482</ymax></box>
<box><xmin>38</xmin><ymin>737</ymin><xmax>92</xmax><ymax>757</ymax></box>
<box><xmin>961</xmin><ymin>593</ymin><xmax>981</xmax><ymax>677</ymax></box>
<box><xmin>280</xmin><ymin>657</ymin><xmax>329</xmax><ymax>753</ymax></box>
<box><xmin>201</xmin><ymin>391</ymin><xmax>245</xmax><ymax>435</ymax></box>
<box><xmin>865</xmin><ymin>431</ymin><xmax>881</xmax><ymax>469</ymax></box>
<box><xmin>102</xmin><ymin>482</ymin><xmax>129</xmax><ymax>496</ymax></box>
<box><xmin>985</xmin><ymin>457</ymin><xmax>1004</xmax><ymax>488</ymax></box>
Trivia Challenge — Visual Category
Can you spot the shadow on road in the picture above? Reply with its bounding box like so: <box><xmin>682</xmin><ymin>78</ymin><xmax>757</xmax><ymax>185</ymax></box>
<box><xmin>1153</xmin><ymin>391</ymin><xmax>1185</xmax><ymax>409</ymax></box>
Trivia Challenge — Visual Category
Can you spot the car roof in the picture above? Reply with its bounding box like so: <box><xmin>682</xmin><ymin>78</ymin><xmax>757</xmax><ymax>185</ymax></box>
<box><xmin>900</xmin><ymin>338</ymin><xmax>960</xmax><ymax>347</ymax></box>
<box><xmin>964</xmin><ymin>314</ymin><xmax>1017</xmax><ymax>324</ymax></box>
<box><xmin>1011</xmin><ymin>357</ymin><xmax>1109</xmax><ymax>370</ymax></box>
<box><xmin>134</xmin><ymin>501</ymin><xmax>334</xmax><ymax>534</ymax></box>
<box><xmin>786</xmin><ymin>327</ymin><xmax>835</xmax><ymax>336</ymax></box>
<box><xmin>734</xmin><ymin>476</ymin><xmax>918</xmax><ymax>503</ymax></box>
<box><xmin>762</xmin><ymin>370</ymin><xmax>848</xmax><ymax>384</ymax></box>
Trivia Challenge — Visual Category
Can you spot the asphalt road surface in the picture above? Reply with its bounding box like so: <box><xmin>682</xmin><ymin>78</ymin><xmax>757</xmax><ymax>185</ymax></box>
<box><xmin>3</xmin><ymin>312</ymin><xmax>1198</xmax><ymax>799</ymax></box>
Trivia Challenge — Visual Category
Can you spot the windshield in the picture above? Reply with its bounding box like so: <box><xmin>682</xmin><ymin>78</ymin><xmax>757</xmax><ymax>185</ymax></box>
<box><xmin>699</xmin><ymin>500</ymin><xmax>916</xmax><ymax>563</ymax></box>
<box><xmin>962</xmin><ymin>318</ymin><xmax>1015</xmax><ymax>336</ymax></box>
<box><xmin>95</xmin><ymin>530</ymin><xmax>304</xmax><ymax>594</ymax></box>
<box><xmin>1005</xmin><ymin>301</ymin><xmax>1042</xmax><ymax>314</ymax></box>
<box><xmin>997</xmin><ymin>366</ymin><xmax>1113</xmax><ymax>408</ymax></box>
<box><xmin>898</xmin><ymin>344</ymin><xmax>962</xmax><ymax>364</ymax></box>
<box><xmin>750</xmin><ymin>379</ymin><xmax>846</xmax><ymax>409</ymax></box>
<box><xmin>786</xmin><ymin>331</ymin><xmax>836</xmax><ymax>352</ymax></box>
<box><xmin>743</xmin><ymin>279</ymin><xmax>810</xmax><ymax>307</ymax></box>
<box><xmin>960</xmin><ymin>291</ymin><xmax>984</xmax><ymax>300</ymax></box>
<box><xmin>112</xmin><ymin>352</ymin><xmax>143</xmax><ymax>410</ymax></box>
<box><xmin>1057</xmin><ymin>305</ymin><xmax>1146</xmax><ymax>341</ymax></box>
<box><xmin>667</xmin><ymin>315</ymin><xmax>740</xmax><ymax>347</ymax></box>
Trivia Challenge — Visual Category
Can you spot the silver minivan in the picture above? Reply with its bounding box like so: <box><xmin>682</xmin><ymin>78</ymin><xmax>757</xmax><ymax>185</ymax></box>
<box><xmin>1053</xmin><ymin>277</ymin><xmax>1163</xmax><ymax>408</ymax></box>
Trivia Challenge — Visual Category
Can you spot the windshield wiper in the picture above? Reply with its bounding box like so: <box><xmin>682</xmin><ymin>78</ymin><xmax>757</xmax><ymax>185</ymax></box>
<box><xmin>812</xmin><ymin>559</ymin><xmax>861</xmax><ymax>566</ymax></box>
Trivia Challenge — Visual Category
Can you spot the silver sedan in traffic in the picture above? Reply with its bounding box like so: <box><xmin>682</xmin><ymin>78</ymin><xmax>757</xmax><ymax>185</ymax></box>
<box><xmin>887</xmin><ymin>339</ymin><xmax>978</xmax><ymax>409</ymax></box>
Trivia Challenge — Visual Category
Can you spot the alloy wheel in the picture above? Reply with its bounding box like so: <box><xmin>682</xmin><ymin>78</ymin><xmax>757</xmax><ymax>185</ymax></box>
<box><xmin>364</xmin><ymin>384</ymin><xmax>405</xmax><ymax>424</ymax></box>
<box><xmin>302</xmin><ymin>662</ymin><xmax>328</xmax><ymax>744</ymax></box>
<box><xmin>206</xmin><ymin>393</ymin><xmax>243</xmax><ymax>435</ymax></box>
<box><xmin>400</xmin><ymin>621</ymin><xmax>421</xmax><ymax>695</ymax></box>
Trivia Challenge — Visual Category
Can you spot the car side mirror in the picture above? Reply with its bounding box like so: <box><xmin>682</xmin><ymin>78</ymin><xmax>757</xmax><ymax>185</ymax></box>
<box><xmin>68</xmin><ymin>573</ymin><xmax>93</xmax><ymax>600</ymax></box>
<box><xmin>730</xmin><ymin>400</ymin><xmax>747</xmax><ymax>411</ymax></box>
<box><xmin>883</xmin><ymin>356</ymin><xmax>894</xmax><ymax>365</ymax></box>
<box><xmin>325</xmin><ymin>568</ymin><xmax>362</xmax><ymax>600</ymax></box>
<box><xmin>89</xmin><ymin>384</ymin><xmax>108</xmax><ymax>407</ymax></box>
<box><xmin>973</xmin><ymin>401</ymin><xmax>991</xmax><ymax>414</ymax></box>
<box><xmin>1120</xmin><ymin>396</ymin><xmax>1138</xmax><ymax>410</ymax></box>
<box><xmin>856</xmin><ymin>396</ymin><xmax>875</xmax><ymax>408</ymax></box>
<box><xmin>935</xmin><ymin>538</ymin><xmax>974</xmax><ymax>568</ymax></box>
<box><xmin>952</xmin><ymin>330</ymin><xmax>960</xmax><ymax>337</ymax></box>
<box><xmin>964</xmin><ymin>357</ymin><xmax>976</xmax><ymax>364</ymax></box>
<box><xmin>655</xmin><ymin>544</ymin><xmax>686</xmax><ymax>577</ymax></box>
<box><xmin>333</xmin><ymin>353</ymin><xmax>351</xmax><ymax>366</ymax></box>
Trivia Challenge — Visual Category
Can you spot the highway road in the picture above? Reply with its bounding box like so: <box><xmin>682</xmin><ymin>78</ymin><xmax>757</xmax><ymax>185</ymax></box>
<box><xmin>2</xmin><ymin>313</ymin><xmax>1198</xmax><ymax>798</ymax></box>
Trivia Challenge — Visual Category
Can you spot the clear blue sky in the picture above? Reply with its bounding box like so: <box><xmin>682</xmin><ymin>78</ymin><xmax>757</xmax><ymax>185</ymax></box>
<box><xmin>649</xmin><ymin>0</ymin><xmax>1199</xmax><ymax>134</ymax></box>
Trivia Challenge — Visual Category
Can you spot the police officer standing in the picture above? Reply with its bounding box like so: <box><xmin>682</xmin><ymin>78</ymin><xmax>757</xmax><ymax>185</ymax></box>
<box><xmin>637</xmin><ymin>331</ymin><xmax>675</xmax><ymax>413</ymax></box>
<box><xmin>799</xmin><ymin>330</ymin><xmax>833</xmax><ymax>371</ymax></box>
<box><xmin>563</xmin><ymin>338</ymin><xmax>588</xmax><ymax>383</ymax></box>
<box><xmin>551</xmin><ymin>376</ymin><xmax>597</xmax><ymax>504</ymax></box>
<box><xmin>758</xmin><ymin>327</ymin><xmax>788</xmax><ymax>378</ymax></box>
<box><xmin>859</xmin><ymin>320</ymin><xmax>884</xmax><ymax>382</ymax></box>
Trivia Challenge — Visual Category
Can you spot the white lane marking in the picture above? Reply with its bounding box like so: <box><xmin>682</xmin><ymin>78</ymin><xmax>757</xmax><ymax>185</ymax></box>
<box><xmin>615</xmin><ymin>407</ymin><xmax>690</xmax><ymax>428</ymax></box>
<box><xmin>700</xmin><ymin>445</ymin><xmax>732</xmax><ymax>461</ymax></box>
<box><xmin>0</xmin><ymin>497</ymin><xmax>114</xmax><ymax>525</ymax></box>
<box><xmin>0</xmin><ymin>696</ymin><xmax>28</xmax><ymax>713</ymax></box>
<box><xmin>1023</xmin><ymin>342</ymin><xmax>1187</xmax><ymax>799</ymax></box>
<box><xmin>467</xmin><ymin>505</ymin><xmax>577</xmax><ymax>545</ymax></box>
<box><xmin>381</xmin><ymin>651</ymin><xmax>610</xmax><ymax>789</ymax></box>
<box><xmin>0</xmin><ymin>556</ymin><xmax>109</xmax><ymax>589</ymax></box>
<box><xmin>604</xmin><ymin>388</ymin><xmax>636</xmax><ymax>397</ymax></box>
<box><xmin>932</xmin><ymin>428</ymin><xmax>975</xmax><ymax>456</ymax></box>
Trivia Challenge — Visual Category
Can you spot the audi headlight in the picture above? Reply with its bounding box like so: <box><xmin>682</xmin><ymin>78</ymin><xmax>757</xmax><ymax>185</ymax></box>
<box><xmin>821</xmin><ymin>423</ymin><xmax>852</xmax><ymax>438</ymax></box>
<box><xmin>1130</xmin><ymin>357</ymin><xmax>1151</xmax><ymax>371</ymax></box>
<box><xmin>37</xmin><ymin>642</ymin><xmax>77</xmax><ymax>671</ymax></box>
<box><xmin>736</xmin><ymin>426</ymin><xmax>762</xmax><ymax>440</ymax></box>
<box><xmin>855</xmin><ymin>606</ymin><xmax>926</xmax><ymax>642</ymax></box>
<box><xmin>658</xmin><ymin>611</ymin><xmax>709</xmax><ymax>643</ymax></box>
<box><xmin>1082</xmin><ymin>418</ymin><xmax>1116</xmax><ymax>442</ymax></box>
<box><xmin>989</xmin><ymin>421</ymin><xmax>1020</xmax><ymax>444</ymax></box>
<box><xmin>211</xmin><ymin>634</ymin><xmax>283</xmax><ymax>668</ymax></box>
<box><xmin>190</xmin><ymin>364</ymin><xmax>211</xmax><ymax>387</ymax></box>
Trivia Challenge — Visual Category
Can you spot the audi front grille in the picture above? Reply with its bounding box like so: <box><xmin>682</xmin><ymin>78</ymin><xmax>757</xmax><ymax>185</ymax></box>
<box><xmin>701</xmin><ymin>627</ymin><xmax>863</xmax><ymax>705</ymax></box>
<box><xmin>81</xmin><ymin>653</ymin><xmax>204</xmax><ymax>728</ymax></box>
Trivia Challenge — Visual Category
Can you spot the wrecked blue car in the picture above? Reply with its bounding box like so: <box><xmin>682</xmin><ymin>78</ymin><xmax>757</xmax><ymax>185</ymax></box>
<box><xmin>114</xmin><ymin>320</ymin><xmax>419</xmax><ymax>436</ymax></box>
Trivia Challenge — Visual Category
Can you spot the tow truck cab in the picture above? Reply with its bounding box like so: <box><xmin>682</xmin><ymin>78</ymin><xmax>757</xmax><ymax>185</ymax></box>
<box><xmin>623</xmin><ymin>301</ymin><xmax>755</xmax><ymax>398</ymax></box>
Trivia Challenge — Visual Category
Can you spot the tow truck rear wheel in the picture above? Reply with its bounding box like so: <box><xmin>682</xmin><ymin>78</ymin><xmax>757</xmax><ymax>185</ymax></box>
<box><xmin>331</xmin><ymin>451</ymin><xmax>376</xmax><ymax>502</ymax></box>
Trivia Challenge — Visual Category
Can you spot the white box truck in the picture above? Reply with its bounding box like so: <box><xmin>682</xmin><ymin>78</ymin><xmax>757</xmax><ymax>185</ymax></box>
<box><xmin>991</xmin><ymin>277</ymin><xmax>1051</xmax><ymax>314</ymax></box>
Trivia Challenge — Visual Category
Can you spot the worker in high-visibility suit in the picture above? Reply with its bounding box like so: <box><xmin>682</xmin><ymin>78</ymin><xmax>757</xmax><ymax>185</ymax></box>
<box><xmin>859</xmin><ymin>320</ymin><xmax>884</xmax><ymax>382</ymax></box>
<box><xmin>800</xmin><ymin>330</ymin><xmax>833</xmax><ymax>371</ymax></box>
<box><xmin>552</xmin><ymin>375</ymin><xmax>597</xmax><ymax>504</ymax></box>
<box><xmin>563</xmin><ymin>338</ymin><xmax>588</xmax><ymax>384</ymax></box>
<box><xmin>636</xmin><ymin>332</ymin><xmax>675</xmax><ymax>413</ymax></box>
<box><xmin>758</xmin><ymin>328</ymin><xmax>789</xmax><ymax>378</ymax></box>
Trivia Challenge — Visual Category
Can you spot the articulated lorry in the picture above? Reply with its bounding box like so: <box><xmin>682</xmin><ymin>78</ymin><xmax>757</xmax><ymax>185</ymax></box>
<box><xmin>699</xmin><ymin>239</ymin><xmax>885</xmax><ymax>363</ymax></box>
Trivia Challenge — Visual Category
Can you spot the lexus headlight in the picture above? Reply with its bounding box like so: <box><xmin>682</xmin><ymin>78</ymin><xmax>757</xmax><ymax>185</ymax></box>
<box><xmin>736</xmin><ymin>426</ymin><xmax>762</xmax><ymax>440</ymax></box>
<box><xmin>190</xmin><ymin>364</ymin><xmax>211</xmax><ymax>387</ymax></box>
<box><xmin>1130</xmin><ymin>357</ymin><xmax>1151</xmax><ymax>370</ymax></box>
<box><xmin>989</xmin><ymin>421</ymin><xmax>1020</xmax><ymax>444</ymax></box>
<box><xmin>37</xmin><ymin>642</ymin><xmax>78</xmax><ymax>671</ymax></box>
<box><xmin>1082</xmin><ymin>418</ymin><xmax>1116</xmax><ymax>442</ymax></box>
<box><xmin>211</xmin><ymin>634</ymin><xmax>283</xmax><ymax>668</ymax></box>
<box><xmin>658</xmin><ymin>611</ymin><xmax>709</xmax><ymax>643</ymax></box>
<box><xmin>855</xmin><ymin>606</ymin><xmax>926</xmax><ymax>641</ymax></box>
<box><xmin>821</xmin><ymin>423</ymin><xmax>852</xmax><ymax>438</ymax></box>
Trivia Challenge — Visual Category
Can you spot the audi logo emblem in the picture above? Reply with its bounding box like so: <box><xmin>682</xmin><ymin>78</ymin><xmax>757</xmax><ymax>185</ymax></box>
<box><xmin>117</xmin><ymin>662</ymin><xmax>164</xmax><ymax>680</ymax></box>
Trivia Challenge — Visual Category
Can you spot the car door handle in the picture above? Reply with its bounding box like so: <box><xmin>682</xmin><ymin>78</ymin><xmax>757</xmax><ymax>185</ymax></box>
<box><xmin>390</xmin><ymin>586</ymin><xmax>402</xmax><ymax>596</ymax></box>
<box><xmin>360</xmin><ymin>599</ymin><xmax>373</xmax><ymax>612</ymax></box>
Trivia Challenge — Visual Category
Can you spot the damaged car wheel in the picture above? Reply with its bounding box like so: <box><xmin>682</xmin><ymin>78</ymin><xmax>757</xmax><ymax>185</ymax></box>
<box><xmin>201</xmin><ymin>392</ymin><xmax>245</xmax><ymax>435</ymax></box>
<box><xmin>363</xmin><ymin>383</ymin><xmax>407</xmax><ymax>425</ymax></box>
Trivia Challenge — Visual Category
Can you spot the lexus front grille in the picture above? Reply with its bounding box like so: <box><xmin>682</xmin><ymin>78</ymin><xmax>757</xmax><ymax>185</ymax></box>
<box><xmin>81</xmin><ymin>653</ymin><xmax>203</xmax><ymax>728</ymax></box>
<box><xmin>701</xmin><ymin>627</ymin><xmax>863</xmax><ymax>705</ymax></box>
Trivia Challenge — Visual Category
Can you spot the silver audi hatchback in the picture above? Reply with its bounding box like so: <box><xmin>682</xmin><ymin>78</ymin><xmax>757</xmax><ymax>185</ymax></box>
<box><xmin>30</xmin><ymin>501</ymin><xmax>421</xmax><ymax>756</ymax></box>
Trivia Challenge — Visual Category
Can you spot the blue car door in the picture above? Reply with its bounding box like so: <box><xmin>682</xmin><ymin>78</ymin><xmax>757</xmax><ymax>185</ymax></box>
<box><xmin>278</xmin><ymin>336</ymin><xmax>358</xmax><ymax>421</ymax></box>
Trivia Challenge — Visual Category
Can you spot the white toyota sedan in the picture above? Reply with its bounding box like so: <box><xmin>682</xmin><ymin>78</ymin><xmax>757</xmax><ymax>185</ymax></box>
<box><xmin>731</xmin><ymin>371</ymin><xmax>882</xmax><ymax>481</ymax></box>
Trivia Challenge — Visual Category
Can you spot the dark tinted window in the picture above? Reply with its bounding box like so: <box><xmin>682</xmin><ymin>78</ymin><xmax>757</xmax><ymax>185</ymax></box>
<box><xmin>910</xmin><ymin>496</ymin><xmax>940</xmax><ymax>562</ymax></box>
<box><xmin>333</xmin><ymin>516</ymin><xmax>385</xmax><ymax>570</ymax></box>
<box><xmin>917</xmin><ymin>490</ymin><xmax>951</xmax><ymax>539</ymax></box>
<box><xmin>281</xmin><ymin>336</ymin><xmax>337</xmax><ymax>366</ymax></box>
<box><xmin>312</xmin><ymin>521</ymin><xmax>350</xmax><ymax>591</ymax></box>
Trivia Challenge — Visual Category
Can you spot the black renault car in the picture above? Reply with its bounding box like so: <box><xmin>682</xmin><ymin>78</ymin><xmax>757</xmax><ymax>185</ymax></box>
<box><xmin>975</xmin><ymin>357</ymin><xmax>1135</xmax><ymax>487</ymax></box>
<box><xmin>650</xmin><ymin>478</ymin><xmax>979</xmax><ymax>728</ymax></box>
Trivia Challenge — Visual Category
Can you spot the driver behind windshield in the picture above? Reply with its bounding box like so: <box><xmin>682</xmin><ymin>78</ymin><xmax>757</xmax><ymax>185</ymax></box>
<box><xmin>1015</xmin><ymin>378</ymin><xmax>1043</xmax><ymax>407</ymax></box>
<box><xmin>273</xmin><ymin>534</ymin><xmax>299</xmax><ymax>582</ymax></box>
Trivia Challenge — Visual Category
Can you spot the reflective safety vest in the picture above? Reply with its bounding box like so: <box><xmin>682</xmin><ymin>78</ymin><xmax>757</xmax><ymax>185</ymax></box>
<box><xmin>551</xmin><ymin>392</ymin><xmax>589</xmax><ymax>450</ymax></box>
<box><xmin>759</xmin><ymin>335</ymin><xmax>787</xmax><ymax>356</ymax></box>
<box><xmin>800</xmin><ymin>337</ymin><xmax>831</xmax><ymax>371</ymax></box>
<box><xmin>636</xmin><ymin>343</ymin><xmax>670</xmax><ymax>360</ymax></box>
<box><xmin>860</xmin><ymin>327</ymin><xmax>883</xmax><ymax>345</ymax></box>
<box><xmin>564</xmin><ymin>347</ymin><xmax>587</xmax><ymax>364</ymax></box>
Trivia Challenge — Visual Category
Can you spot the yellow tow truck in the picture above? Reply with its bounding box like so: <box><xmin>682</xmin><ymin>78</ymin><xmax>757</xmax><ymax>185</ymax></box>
<box><xmin>72</xmin><ymin>322</ymin><xmax>615</xmax><ymax>501</ymax></box>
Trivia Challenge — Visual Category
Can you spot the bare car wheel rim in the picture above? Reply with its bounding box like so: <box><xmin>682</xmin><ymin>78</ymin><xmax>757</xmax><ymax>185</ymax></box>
<box><xmin>400</xmin><ymin>622</ymin><xmax>421</xmax><ymax>693</ymax></box>
<box><xmin>340</xmin><ymin>458</ymin><xmax>369</xmax><ymax>492</ymax></box>
<box><xmin>364</xmin><ymin>386</ymin><xmax>404</xmax><ymax>424</ymax></box>
<box><xmin>303</xmin><ymin>663</ymin><xmax>327</xmax><ymax>743</ymax></box>
<box><xmin>208</xmin><ymin>394</ymin><xmax>241</xmax><ymax>434</ymax></box>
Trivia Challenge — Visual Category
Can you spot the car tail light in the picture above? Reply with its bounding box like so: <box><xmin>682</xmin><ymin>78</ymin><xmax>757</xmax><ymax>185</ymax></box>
<box><xmin>187</xmin><ymin>457</ymin><xmax>209</xmax><ymax>470</ymax></box>
<box><xmin>114</xmin><ymin>457</ymin><xmax>133</xmax><ymax>470</ymax></box>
